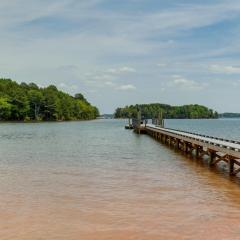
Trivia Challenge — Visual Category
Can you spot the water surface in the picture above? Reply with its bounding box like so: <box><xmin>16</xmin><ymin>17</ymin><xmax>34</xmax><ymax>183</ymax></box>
<box><xmin>0</xmin><ymin>119</ymin><xmax>240</xmax><ymax>240</ymax></box>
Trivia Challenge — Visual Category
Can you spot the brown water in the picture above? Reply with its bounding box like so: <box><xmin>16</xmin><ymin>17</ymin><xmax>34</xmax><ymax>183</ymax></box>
<box><xmin>0</xmin><ymin>119</ymin><xmax>240</xmax><ymax>240</ymax></box>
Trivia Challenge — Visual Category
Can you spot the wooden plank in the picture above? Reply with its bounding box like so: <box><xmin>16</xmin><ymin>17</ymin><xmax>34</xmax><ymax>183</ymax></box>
<box><xmin>145</xmin><ymin>125</ymin><xmax>240</xmax><ymax>159</ymax></box>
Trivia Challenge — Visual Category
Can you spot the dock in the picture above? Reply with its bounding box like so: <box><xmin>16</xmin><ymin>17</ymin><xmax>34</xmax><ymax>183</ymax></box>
<box><xmin>129</xmin><ymin>121</ymin><xmax>240</xmax><ymax>176</ymax></box>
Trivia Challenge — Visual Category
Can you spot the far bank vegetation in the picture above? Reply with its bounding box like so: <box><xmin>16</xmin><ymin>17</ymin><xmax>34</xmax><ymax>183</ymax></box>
<box><xmin>115</xmin><ymin>103</ymin><xmax>218</xmax><ymax>119</ymax></box>
<box><xmin>0</xmin><ymin>79</ymin><xmax>99</xmax><ymax>121</ymax></box>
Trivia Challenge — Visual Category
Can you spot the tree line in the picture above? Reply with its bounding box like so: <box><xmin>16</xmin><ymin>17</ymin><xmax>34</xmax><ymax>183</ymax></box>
<box><xmin>115</xmin><ymin>103</ymin><xmax>218</xmax><ymax>119</ymax></box>
<box><xmin>219</xmin><ymin>113</ymin><xmax>240</xmax><ymax>118</ymax></box>
<box><xmin>0</xmin><ymin>79</ymin><xmax>99</xmax><ymax>121</ymax></box>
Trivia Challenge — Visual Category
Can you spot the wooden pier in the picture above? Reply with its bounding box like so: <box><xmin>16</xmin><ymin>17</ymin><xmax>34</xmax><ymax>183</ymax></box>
<box><xmin>132</xmin><ymin>123</ymin><xmax>240</xmax><ymax>176</ymax></box>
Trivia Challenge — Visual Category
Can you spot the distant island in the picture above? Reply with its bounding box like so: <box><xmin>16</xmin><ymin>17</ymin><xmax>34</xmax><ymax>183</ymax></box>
<box><xmin>115</xmin><ymin>103</ymin><xmax>218</xmax><ymax>119</ymax></box>
<box><xmin>97</xmin><ymin>114</ymin><xmax>114</xmax><ymax>119</ymax></box>
<box><xmin>0</xmin><ymin>79</ymin><xmax>99</xmax><ymax>121</ymax></box>
<box><xmin>219</xmin><ymin>113</ymin><xmax>240</xmax><ymax>118</ymax></box>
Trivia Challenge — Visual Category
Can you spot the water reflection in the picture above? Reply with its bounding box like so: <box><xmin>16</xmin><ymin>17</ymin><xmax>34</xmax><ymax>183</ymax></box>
<box><xmin>0</xmin><ymin>119</ymin><xmax>240</xmax><ymax>239</ymax></box>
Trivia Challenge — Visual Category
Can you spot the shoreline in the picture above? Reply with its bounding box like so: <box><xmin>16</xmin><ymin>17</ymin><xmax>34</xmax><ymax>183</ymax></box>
<box><xmin>0</xmin><ymin>119</ymin><xmax>99</xmax><ymax>124</ymax></box>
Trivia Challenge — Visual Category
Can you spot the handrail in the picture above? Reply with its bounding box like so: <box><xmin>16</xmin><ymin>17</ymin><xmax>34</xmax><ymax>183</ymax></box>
<box><xmin>146</xmin><ymin>124</ymin><xmax>240</xmax><ymax>152</ymax></box>
<box><xmin>157</xmin><ymin>126</ymin><xmax>240</xmax><ymax>144</ymax></box>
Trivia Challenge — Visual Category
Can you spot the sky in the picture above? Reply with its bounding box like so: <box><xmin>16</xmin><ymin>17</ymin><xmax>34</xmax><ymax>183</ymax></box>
<box><xmin>0</xmin><ymin>0</ymin><xmax>240</xmax><ymax>113</ymax></box>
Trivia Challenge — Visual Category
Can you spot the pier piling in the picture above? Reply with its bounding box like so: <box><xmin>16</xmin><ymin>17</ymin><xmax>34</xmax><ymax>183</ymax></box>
<box><xmin>129</xmin><ymin>121</ymin><xmax>240</xmax><ymax>176</ymax></box>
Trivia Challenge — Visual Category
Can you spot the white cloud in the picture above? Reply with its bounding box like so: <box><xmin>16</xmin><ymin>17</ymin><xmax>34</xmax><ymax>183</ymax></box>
<box><xmin>157</xmin><ymin>63</ymin><xmax>167</xmax><ymax>68</ymax></box>
<box><xmin>106</xmin><ymin>66</ymin><xmax>136</xmax><ymax>75</ymax></box>
<box><xmin>104</xmin><ymin>81</ymin><xmax>116</xmax><ymax>86</ymax></box>
<box><xmin>209</xmin><ymin>64</ymin><xmax>240</xmax><ymax>74</ymax></box>
<box><xmin>58</xmin><ymin>82</ymin><xmax>78</xmax><ymax>92</ymax></box>
<box><xmin>120</xmin><ymin>66</ymin><xmax>136</xmax><ymax>73</ymax></box>
<box><xmin>82</xmin><ymin>66</ymin><xmax>137</xmax><ymax>91</ymax></box>
<box><xmin>172</xmin><ymin>74</ymin><xmax>181</xmax><ymax>78</ymax></box>
<box><xmin>170</xmin><ymin>76</ymin><xmax>207</xmax><ymax>90</ymax></box>
<box><xmin>160</xmin><ymin>87</ymin><xmax>166</xmax><ymax>92</ymax></box>
<box><xmin>0</xmin><ymin>0</ymin><xmax>240</xmax><ymax>113</ymax></box>
<box><xmin>117</xmin><ymin>84</ymin><xmax>136</xmax><ymax>91</ymax></box>
<box><xmin>230</xmin><ymin>79</ymin><xmax>240</xmax><ymax>86</ymax></box>
<box><xmin>83</xmin><ymin>69</ymin><xmax>137</xmax><ymax>92</ymax></box>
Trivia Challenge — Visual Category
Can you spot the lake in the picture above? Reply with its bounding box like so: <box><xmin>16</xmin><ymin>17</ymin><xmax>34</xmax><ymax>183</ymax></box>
<box><xmin>0</xmin><ymin>119</ymin><xmax>240</xmax><ymax>240</ymax></box>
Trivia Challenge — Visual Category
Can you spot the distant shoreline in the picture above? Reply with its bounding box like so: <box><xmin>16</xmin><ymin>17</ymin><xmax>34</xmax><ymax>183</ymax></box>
<box><xmin>0</xmin><ymin>119</ymin><xmax>99</xmax><ymax>123</ymax></box>
<box><xmin>1</xmin><ymin>118</ymin><xmax>240</xmax><ymax>123</ymax></box>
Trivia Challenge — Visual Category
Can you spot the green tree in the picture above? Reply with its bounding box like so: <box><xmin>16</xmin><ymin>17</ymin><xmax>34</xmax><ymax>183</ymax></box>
<box><xmin>28</xmin><ymin>90</ymin><xmax>44</xmax><ymax>120</ymax></box>
<box><xmin>0</xmin><ymin>79</ymin><xmax>99</xmax><ymax>121</ymax></box>
<box><xmin>115</xmin><ymin>103</ymin><xmax>218</xmax><ymax>119</ymax></box>
<box><xmin>0</xmin><ymin>97</ymin><xmax>12</xmax><ymax>120</ymax></box>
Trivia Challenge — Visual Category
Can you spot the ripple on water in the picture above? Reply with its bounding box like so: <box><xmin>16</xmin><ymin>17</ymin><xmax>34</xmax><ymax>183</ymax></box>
<box><xmin>0</xmin><ymin>119</ymin><xmax>240</xmax><ymax>239</ymax></box>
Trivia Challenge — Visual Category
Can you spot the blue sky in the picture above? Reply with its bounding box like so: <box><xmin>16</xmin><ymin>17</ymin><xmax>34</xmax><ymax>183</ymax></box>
<box><xmin>0</xmin><ymin>0</ymin><xmax>240</xmax><ymax>113</ymax></box>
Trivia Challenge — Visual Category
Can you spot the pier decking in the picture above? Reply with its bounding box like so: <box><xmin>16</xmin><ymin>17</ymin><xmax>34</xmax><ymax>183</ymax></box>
<box><xmin>133</xmin><ymin>123</ymin><xmax>240</xmax><ymax>176</ymax></box>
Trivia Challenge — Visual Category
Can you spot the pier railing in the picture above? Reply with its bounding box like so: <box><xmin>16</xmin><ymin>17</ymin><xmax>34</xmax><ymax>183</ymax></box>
<box><xmin>162</xmin><ymin>127</ymin><xmax>240</xmax><ymax>145</ymax></box>
<box><xmin>129</xmin><ymin>122</ymin><xmax>240</xmax><ymax>176</ymax></box>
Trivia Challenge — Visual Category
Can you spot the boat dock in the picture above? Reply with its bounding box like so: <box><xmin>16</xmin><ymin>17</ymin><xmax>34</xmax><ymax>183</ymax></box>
<box><xmin>128</xmin><ymin>120</ymin><xmax>240</xmax><ymax>176</ymax></box>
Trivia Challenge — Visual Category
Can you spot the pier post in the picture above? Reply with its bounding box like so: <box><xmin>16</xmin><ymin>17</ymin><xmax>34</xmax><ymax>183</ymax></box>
<box><xmin>195</xmin><ymin>146</ymin><xmax>199</xmax><ymax>157</ymax></box>
<box><xmin>208</xmin><ymin>150</ymin><xmax>216</xmax><ymax>166</ymax></box>
<box><xmin>137</xmin><ymin>110</ymin><xmax>141</xmax><ymax>127</ymax></box>
<box><xmin>164</xmin><ymin>135</ymin><xmax>167</xmax><ymax>144</ymax></box>
<box><xmin>175</xmin><ymin>139</ymin><xmax>180</xmax><ymax>149</ymax></box>
<box><xmin>188</xmin><ymin>144</ymin><xmax>193</xmax><ymax>154</ymax></box>
<box><xmin>229</xmin><ymin>158</ymin><xmax>235</xmax><ymax>176</ymax></box>
<box><xmin>128</xmin><ymin>118</ymin><xmax>131</xmax><ymax>127</ymax></box>
<box><xmin>169</xmin><ymin>137</ymin><xmax>172</xmax><ymax>146</ymax></box>
<box><xmin>135</xmin><ymin>109</ymin><xmax>142</xmax><ymax>134</ymax></box>
<box><xmin>163</xmin><ymin>135</ymin><xmax>167</xmax><ymax>144</ymax></box>
<box><xmin>183</xmin><ymin>142</ymin><xmax>188</xmax><ymax>153</ymax></box>
<box><xmin>194</xmin><ymin>145</ymin><xmax>201</xmax><ymax>157</ymax></box>
<box><xmin>198</xmin><ymin>146</ymin><xmax>203</xmax><ymax>158</ymax></box>
<box><xmin>158</xmin><ymin>111</ymin><xmax>164</xmax><ymax>127</ymax></box>
<box><xmin>143</xmin><ymin>126</ymin><xmax>240</xmax><ymax>178</ymax></box>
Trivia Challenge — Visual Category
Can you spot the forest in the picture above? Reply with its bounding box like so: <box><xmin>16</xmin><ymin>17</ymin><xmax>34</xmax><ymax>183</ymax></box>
<box><xmin>0</xmin><ymin>79</ymin><xmax>99</xmax><ymax>121</ymax></box>
<box><xmin>115</xmin><ymin>103</ymin><xmax>218</xmax><ymax>119</ymax></box>
<box><xmin>219</xmin><ymin>113</ymin><xmax>240</xmax><ymax>118</ymax></box>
